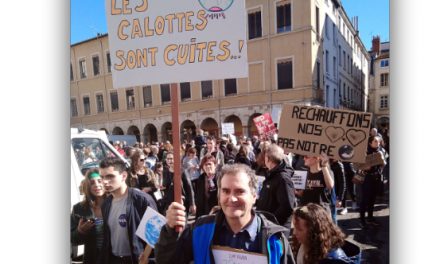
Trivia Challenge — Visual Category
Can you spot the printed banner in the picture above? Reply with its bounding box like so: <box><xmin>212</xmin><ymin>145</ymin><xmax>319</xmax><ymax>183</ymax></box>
<box><xmin>277</xmin><ymin>105</ymin><xmax>372</xmax><ymax>163</ymax></box>
<box><xmin>253</xmin><ymin>113</ymin><xmax>277</xmax><ymax>138</ymax></box>
<box><xmin>135</xmin><ymin>207</ymin><xmax>166</xmax><ymax>248</ymax></box>
<box><xmin>105</xmin><ymin>0</ymin><xmax>248</xmax><ymax>88</ymax></box>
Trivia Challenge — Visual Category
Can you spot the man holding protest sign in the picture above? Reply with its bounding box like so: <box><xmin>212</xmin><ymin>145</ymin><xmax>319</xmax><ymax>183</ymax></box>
<box><xmin>155</xmin><ymin>164</ymin><xmax>295</xmax><ymax>263</ymax></box>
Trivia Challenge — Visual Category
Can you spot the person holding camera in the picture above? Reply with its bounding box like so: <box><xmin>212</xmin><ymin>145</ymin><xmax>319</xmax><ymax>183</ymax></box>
<box><xmin>71</xmin><ymin>168</ymin><xmax>106</xmax><ymax>264</ymax></box>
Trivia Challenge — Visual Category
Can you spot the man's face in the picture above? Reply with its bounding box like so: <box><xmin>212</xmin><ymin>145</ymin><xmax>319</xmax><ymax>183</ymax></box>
<box><xmin>100</xmin><ymin>166</ymin><xmax>126</xmax><ymax>193</ymax></box>
<box><xmin>219</xmin><ymin>172</ymin><xmax>256</xmax><ymax>221</ymax></box>
<box><xmin>207</xmin><ymin>139</ymin><xmax>214</xmax><ymax>150</ymax></box>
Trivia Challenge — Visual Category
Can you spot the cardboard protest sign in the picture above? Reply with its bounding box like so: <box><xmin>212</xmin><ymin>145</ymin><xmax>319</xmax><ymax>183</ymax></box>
<box><xmin>105</xmin><ymin>0</ymin><xmax>248</xmax><ymax>88</ymax></box>
<box><xmin>212</xmin><ymin>245</ymin><xmax>267</xmax><ymax>264</ymax></box>
<box><xmin>253</xmin><ymin>113</ymin><xmax>277</xmax><ymax>138</ymax></box>
<box><xmin>291</xmin><ymin>170</ymin><xmax>307</xmax><ymax>190</ymax></box>
<box><xmin>135</xmin><ymin>207</ymin><xmax>166</xmax><ymax>248</ymax></box>
<box><xmin>222</xmin><ymin>122</ymin><xmax>235</xmax><ymax>135</ymax></box>
<box><xmin>353</xmin><ymin>152</ymin><xmax>386</xmax><ymax>170</ymax></box>
<box><xmin>277</xmin><ymin>105</ymin><xmax>372</xmax><ymax>163</ymax></box>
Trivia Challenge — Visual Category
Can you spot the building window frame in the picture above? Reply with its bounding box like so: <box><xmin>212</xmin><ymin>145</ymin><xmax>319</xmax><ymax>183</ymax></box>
<box><xmin>276</xmin><ymin>57</ymin><xmax>294</xmax><ymax>90</ymax></box>
<box><xmin>380</xmin><ymin>59</ymin><xmax>389</xmax><ymax>68</ymax></box>
<box><xmin>70</xmin><ymin>97</ymin><xmax>78</xmax><ymax>117</ymax></box>
<box><xmin>248</xmin><ymin>7</ymin><xmax>263</xmax><ymax>40</ymax></box>
<box><xmin>224</xmin><ymin>79</ymin><xmax>237</xmax><ymax>96</ymax></box>
<box><xmin>106</xmin><ymin>51</ymin><xmax>112</xmax><ymax>73</ymax></box>
<box><xmin>201</xmin><ymin>80</ymin><xmax>213</xmax><ymax>99</ymax></box>
<box><xmin>82</xmin><ymin>95</ymin><xmax>91</xmax><ymax>115</ymax></box>
<box><xmin>180</xmin><ymin>82</ymin><xmax>191</xmax><ymax>101</ymax></box>
<box><xmin>126</xmin><ymin>88</ymin><xmax>135</xmax><ymax>110</ymax></box>
<box><xmin>78</xmin><ymin>57</ymin><xmax>87</xmax><ymax>79</ymax></box>
<box><xmin>142</xmin><ymin>85</ymin><xmax>153</xmax><ymax>107</ymax></box>
<box><xmin>380</xmin><ymin>95</ymin><xmax>389</xmax><ymax>109</ymax></box>
<box><xmin>160</xmin><ymin>84</ymin><xmax>171</xmax><ymax>104</ymax></box>
<box><xmin>96</xmin><ymin>93</ymin><xmax>105</xmax><ymax>113</ymax></box>
<box><xmin>380</xmin><ymin>73</ymin><xmax>389</xmax><ymax>87</ymax></box>
<box><xmin>275</xmin><ymin>0</ymin><xmax>292</xmax><ymax>33</ymax></box>
<box><xmin>109</xmin><ymin>90</ymin><xmax>119</xmax><ymax>112</ymax></box>
<box><xmin>92</xmin><ymin>53</ymin><xmax>100</xmax><ymax>76</ymax></box>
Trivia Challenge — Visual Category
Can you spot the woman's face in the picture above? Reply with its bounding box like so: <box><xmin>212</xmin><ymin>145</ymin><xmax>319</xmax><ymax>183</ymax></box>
<box><xmin>90</xmin><ymin>177</ymin><xmax>105</xmax><ymax>197</ymax></box>
<box><xmin>156</xmin><ymin>166</ymin><xmax>163</xmax><ymax>175</ymax></box>
<box><xmin>166</xmin><ymin>154</ymin><xmax>174</xmax><ymax>167</ymax></box>
<box><xmin>303</xmin><ymin>156</ymin><xmax>319</xmax><ymax>167</ymax></box>
<box><xmin>293</xmin><ymin>217</ymin><xmax>308</xmax><ymax>245</ymax></box>
<box><xmin>370</xmin><ymin>137</ymin><xmax>380</xmax><ymax>149</ymax></box>
<box><xmin>138</xmin><ymin>155</ymin><xmax>146</xmax><ymax>166</ymax></box>
<box><xmin>203</xmin><ymin>161</ymin><xmax>216</xmax><ymax>175</ymax></box>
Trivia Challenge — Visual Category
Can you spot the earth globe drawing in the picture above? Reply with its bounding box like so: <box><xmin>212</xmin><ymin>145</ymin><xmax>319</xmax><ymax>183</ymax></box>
<box><xmin>198</xmin><ymin>0</ymin><xmax>234</xmax><ymax>12</ymax></box>
<box><xmin>145</xmin><ymin>215</ymin><xmax>166</xmax><ymax>246</ymax></box>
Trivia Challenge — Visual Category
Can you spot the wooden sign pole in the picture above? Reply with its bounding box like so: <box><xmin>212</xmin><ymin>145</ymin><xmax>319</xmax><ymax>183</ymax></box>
<box><xmin>170</xmin><ymin>83</ymin><xmax>183</xmax><ymax>232</ymax></box>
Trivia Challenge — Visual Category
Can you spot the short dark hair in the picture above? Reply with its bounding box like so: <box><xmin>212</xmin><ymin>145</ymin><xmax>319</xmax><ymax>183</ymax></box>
<box><xmin>99</xmin><ymin>157</ymin><xmax>127</xmax><ymax>173</ymax></box>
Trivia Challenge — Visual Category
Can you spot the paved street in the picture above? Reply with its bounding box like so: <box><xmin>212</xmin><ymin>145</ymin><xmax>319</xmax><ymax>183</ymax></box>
<box><xmin>338</xmin><ymin>193</ymin><xmax>390</xmax><ymax>264</ymax></box>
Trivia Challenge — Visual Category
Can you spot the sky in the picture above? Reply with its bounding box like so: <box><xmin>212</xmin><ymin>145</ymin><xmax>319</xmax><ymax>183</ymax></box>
<box><xmin>71</xmin><ymin>0</ymin><xmax>389</xmax><ymax>49</ymax></box>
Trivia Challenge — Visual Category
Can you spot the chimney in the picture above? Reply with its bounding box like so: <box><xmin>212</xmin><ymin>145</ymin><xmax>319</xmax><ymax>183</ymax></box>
<box><xmin>372</xmin><ymin>36</ymin><xmax>380</xmax><ymax>55</ymax></box>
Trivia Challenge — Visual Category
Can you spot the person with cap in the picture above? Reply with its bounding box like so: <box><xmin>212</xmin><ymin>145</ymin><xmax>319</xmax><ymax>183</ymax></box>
<box><xmin>71</xmin><ymin>168</ymin><xmax>107</xmax><ymax>264</ymax></box>
<box><xmin>98</xmin><ymin>157</ymin><xmax>158</xmax><ymax>264</ymax></box>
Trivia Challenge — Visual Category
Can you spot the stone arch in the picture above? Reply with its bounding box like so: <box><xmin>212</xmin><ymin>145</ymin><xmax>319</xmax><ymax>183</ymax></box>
<box><xmin>127</xmin><ymin>125</ymin><xmax>141</xmax><ymax>143</ymax></box>
<box><xmin>200</xmin><ymin>117</ymin><xmax>219</xmax><ymax>137</ymax></box>
<box><xmin>180</xmin><ymin>120</ymin><xmax>196</xmax><ymax>143</ymax></box>
<box><xmin>143</xmin><ymin>124</ymin><xmax>158</xmax><ymax>144</ymax></box>
<box><xmin>161</xmin><ymin>122</ymin><xmax>173</xmax><ymax>143</ymax></box>
<box><xmin>112</xmin><ymin>126</ymin><xmax>124</xmax><ymax>135</ymax></box>
<box><xmin>224</xmin><ymin>114</ymin><xmax>243</xmax><ymax>137</ymax></box>
<box><xmin>248</xmin><ymin>113</ymin><xmax>262</xmax><ymax>137</ymax></box>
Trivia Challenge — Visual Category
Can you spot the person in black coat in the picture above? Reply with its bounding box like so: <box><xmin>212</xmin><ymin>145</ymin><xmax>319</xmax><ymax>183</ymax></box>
<box><xmin>256</xmin><ymin>144</ymin><xmax>296</xmax><ymax>234</ymax></box>
<box><xmin>161</xmin><ymin>152</ymin><xmax>196</xmax><ymax>216</ymax></box>
<box><xmin>193</xmin><ymin>155</ymin><xmax>220</xmax><ymax>219</ymax></box>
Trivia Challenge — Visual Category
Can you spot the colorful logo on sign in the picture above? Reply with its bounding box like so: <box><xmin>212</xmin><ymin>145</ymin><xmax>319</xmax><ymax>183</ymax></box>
<box><xmin>198</xmin><ymin>0</ymin><xmax>234</xmax><ymax>12</ymax></box>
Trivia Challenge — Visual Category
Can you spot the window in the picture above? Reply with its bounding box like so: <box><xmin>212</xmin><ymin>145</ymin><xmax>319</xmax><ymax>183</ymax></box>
<box><xmin>126</xmin><ymin>89</ymin><xmax>135</xmax><ymax>110</ymax></box>
<box><xmin>277</xmin><ymin>2</ymin><xmax>291</xmax><ymax>33</ymax></box>
<box><xmin>339</xmin><ymin>80</ymin><xmax>342</xmax><ymax>100</ymax></box>
<box><xmin>106</xmin><ymin>52</ymin><xmax>112</xmax><ymax>72</ymax></box>
<box><xmin>70</xmin><ymin>63</ymin><xmax>74</xmax><ymax>81</ymax></box>
<box><xmin>83</xmin><ymin>96</ymin><xmax>90</xmax><ymax>115</ymax></box>
<box><xmin>161</xmin><ymin>84</ymin><xmax>171</xmax><ymax>104</ymax></box>
<box><xmin>224</xmin><ymin>79</ymin><xmax>237</xmax><ymax>95</ymax></box>
<box><xmin>70</xmin><ymin>98</ymin><xmax>78</xmax><ymax>117</ymax></box>
<box><xmin>248</xmin><ymin>10</ymin><xmax>262</xmax><ymax>39</ymax></box>
<box><xmin>338</xmin><ymin>46</ymin><xmax>341</xmax><ymax>66</ymax></box>
<box><xmin>380</xmin><ymin>59</ymin><xmax>389</xmax><ymax>67</ymax></box>
<box><xmin>343</xmin><ymin>51</ymin><xmax>346</xmax><ymax>70</ymax></box>
<box><xmin>325</xmin><ymin>15</ymin><xmax>329</xmax><ymax>39</ymax></box>
<box><xmin>277</xmin><ymin>59</ymin><xmax>293</xmax><ymax>89</ymax></box>
<box><xmin>96</xmin><ymin>94</ymin><xmax>104</xmax><ymax>113</ymax></box>
<box><xmin>201</xmin><ymin>80</ymin><xmax>213</xmax><ymax>99</ymax></box>
<box><xmin>180</xmin><ymin>82</ymin><xmax>191</xmax><ymax>101</ymax></box>
<box><xmin>333</xmin><ymin>23</ymin><xmax>336</xmax><ymax>45</ymax></box>
<box><xmin>380</xmin><ymin>73</ymin><xmax>389</xmax><ymax>87</ymax></box>
<box><xmin>142</xmin><ymin>86</ymin><xmax>152</xmax><ymax>107</ymax></box>
<box><xmin>315</xmin><ymin>6</ymin><xmax>320</xmax><ymax>39</ymax></box>
<box><xmin>333</xmin><ymin>56</ymin><xmax>337</xmax><ymax>77</ymax></box>
<box><xmin>92</xmin><ymin>55</ymin><xmax>100</xmax><ymax>76</ymax></box>
<box><xmin>316</xmin><ymin>61</ymin><xmax>320</xmax><ymax>89</ymax></box>
<box><xmin>110</xmin><ymin>91</ymin><xmax>119</xmax><ymax>111</ymax></box>
<box><xmin>380</xmin><ymin>95</ymin><xmax>389</xmax><ymax>109</ymax></box>
<box><xmin>343</xmin><ymin>83</ymin><xmax>346</xmax><ymax>100</ymax></box>
<box><xmin>79</xmin><ymin>58</ymin><xmax>87</xmax><ymax>79</ymax></box>
<box><xmin>325</xmin><ymin>50</ymin><xmax>329</xmax><ymax>73</ymax></box>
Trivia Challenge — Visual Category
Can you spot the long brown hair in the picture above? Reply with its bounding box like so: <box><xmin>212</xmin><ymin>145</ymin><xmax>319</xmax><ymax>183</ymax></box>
<box><xmin>81</xmin><ymin>168</ymin><xmax>103</xmax><ymax>209</ymax></box>
<box><xmin>292</xmin><ymin>203</ymin><xmax>346</xmax><ymax>264</ymax></box>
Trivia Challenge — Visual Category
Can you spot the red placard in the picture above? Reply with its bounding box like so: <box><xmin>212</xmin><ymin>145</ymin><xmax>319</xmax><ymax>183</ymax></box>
<box><xmin>253</xmin><ymin>113</ymin><xmax>277</xmax><ymax>138</ymax></box>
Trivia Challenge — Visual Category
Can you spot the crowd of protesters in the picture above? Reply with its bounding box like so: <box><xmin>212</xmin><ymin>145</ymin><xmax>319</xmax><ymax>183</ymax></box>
<box><xmin>71</xmin><ymin>126</ymin><xmax>389</xmax><ymax>263</ymax></box>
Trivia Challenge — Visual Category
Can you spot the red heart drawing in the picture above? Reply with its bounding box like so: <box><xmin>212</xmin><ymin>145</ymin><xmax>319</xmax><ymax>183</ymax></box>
<box><xmin>346</xmin><ymin>129</ymin><xmax>367</xmax><ymax>147</ymax></box>
<box><xmin>325</xmin><ymin>126</ymin><xmax>345</xmax><ymax>143</ymax></box>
